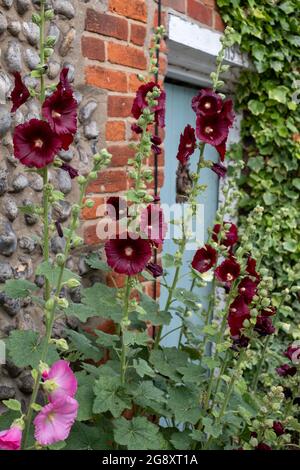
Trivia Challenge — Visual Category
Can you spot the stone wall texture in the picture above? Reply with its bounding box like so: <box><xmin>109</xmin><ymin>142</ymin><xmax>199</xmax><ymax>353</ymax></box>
<box><xmin>0</xmin><ymin>0</ymin><xmax>223</xmax><ymax>402</ymax></box>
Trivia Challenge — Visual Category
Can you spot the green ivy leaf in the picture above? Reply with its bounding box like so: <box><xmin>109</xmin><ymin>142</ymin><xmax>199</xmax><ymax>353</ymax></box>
<box><xmin>248</xmin><ymin>100</ymin><xmax>266</xmax><ymax>115</ymax></box>
<box><xmin>268</xmin><ymin>86</ymin><xmax>289</xmax><ymax>104</ymax></box>
<box><xmin>113</xmin><ymin>417</ymin><xmax>163</xmax><ymax>450</ymax></box>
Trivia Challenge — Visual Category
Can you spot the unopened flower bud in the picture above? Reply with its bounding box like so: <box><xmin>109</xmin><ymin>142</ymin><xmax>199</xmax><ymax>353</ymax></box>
<box><xmin>77</xmin><ymin>175</ymin><xmax>86</xmax><ymax>185</ymax></box>
<box><xmin>89</xmin><ymin>171</ymin><xmax>98</xmax><ymax>180</ymax></box>
<box><xmin>57</xmin><ymin>297</ymin><xmax>69</xmax><ymax>309</ymax></box>
<box><xmin>66</xmin><ymin>278</ymin><xmax>81</xmax><ymax>289</ymax></box>
<box><xmin>50</xmin><ymin>338</ymin><xmax>69</xmax><ymax>351</ymax></box>
<box><xmin>56</xmin><ymin>253</ymin><xmax>65</xmax><ymax>266</ymax></box>
<box><xmin>85</xmin><ymin>199</ymin><xmax>95</xmax><ymax>208</ymax></box>
<box><xmin>45</xmin><ymin>298</ymin><xmax>55</xmax><ymax>311</ymax></box>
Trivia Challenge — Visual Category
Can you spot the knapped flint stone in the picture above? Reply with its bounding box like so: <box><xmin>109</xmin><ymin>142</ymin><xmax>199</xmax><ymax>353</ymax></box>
<box><xmin>0</xmin><ymin>262</ymin><xmax>13</xmax><ymax>282</ymax></box>
<box><xmin>79</xmin><ymin>101</ymin><xmax>97</xmax><ymax>123</ymax></box>
<box><xmin>48</xmin><ymin>22</ymin><xmax>60</xmax><ymax>43</ymax></box>
<box><xmin>3</xmin><ymin>197</ymin><xmax>18</xmax><ymax>221</ymax></box>
<box><xmin>24</xmin><ymin>75</ymin><xmax>38</xmax><ymax>90</ymax></box>
<box><xmin>53</xmin><ymin>0</ymin><xmax>75</xmax><ymax>19</ymax></box>
<box><xmin>74</xmin><ymin>90</ymin><xmax>82</xmax><ymax>105</ymax></box>
<box><xmin>62</xmin><ymin>62</ymin><xmax>75</xmax><ymax>82</ymax></box>
<box><xmin>0</xmin><ymin>106</ymin><xmax>12</xmax><ymax>137</ymax></box>
<box><xmin>7</xmin><ymin>20</ymin><xmax>21</xmax><ymax>36</ymax></box>
<box><xmin>84</xmin><ymin>121</ymin><xmax>99</xmax><ymax>140</ymax></box>
<box><xmin>22</xmin><ymin>199</ymin><xmax>38</xmax><ymax>225</ymax></box>
<box><xmin>17</xmin><ymin>372</ymin><xmax>34</xmax><ymax>394</ymax></box>
<box><xmin>15</xmin><ymin>256</ymin><xmax>33</xmax><ymax>279</ymax></box>
<box><xmin>4</xmin><ymin>40</ymin><xmax>22</xmax><ymax>72</ymax></box>
<box><xmin>5</xmin><ymin>359</ymin><xmax>22</xmax><ymax>378</ymax></box>
<box><xmin>0</xmin><ymin>219</ymin><xmax>17</xmax><ymax>256</ymax></box>
<box><xmin>24</xmin><ymin>48</ymin><xmax>40</xmax><ymax>70</ymax></box>
<box><xmin>23</xmin><ymin>22</ymin><xmax>39</xmax><ymax>46</ymax></box>
<box><xmin>51</xmin><ymin>235</ymin><xmax>66</xmax><ymax>254</ymax></box>
<box><xmin>34</xmin><ymin>274</ymin><xmax>45</xmax><ymax>288</ymax></box>
<box><xmin>57</xmin><ymin>168</ymin><xmax>72</xmax><ymax>194</ymax></box>
<box><xmin>0</xmin><ymin>72</ymin><xmax>13</xmax><ymax>101</ymax></box>
<box><xmin>47</xmin><ymin>60</ymin><xmax>60</xmax><ymax>80</ymax></box>
<box><xmin>16</xmin><ymin>0</ymin><xmax>30</xmax><ymax>15</ymax></box>
<box><xmin>66</xmin><ymin>315</ymin><xmax>80</xmax><ymax>330</ymax></box>
<box><xmin>11</xmin><ymin>174</ymin><xmax>29</xmax><ymax>192</ymax></box>
<box><xmin>69</xmin><ymin>286</ymin><xmax>81</xmax><ymax>303</ymax></box>
<box><xmin>0</xmin><ymin>12</ymin><xmax>8</xmax><ymax>34</ymax></box>
<box><xmin>0</xmin><ymin>292</ymin><xmax>21</xmax><ymax>316</ymax></box>
<box><xmin>58</xmin><ymin>148</ymin><xmax>73</xmax><ymax>162</ymax></box>
<box><xmin>29</xmin><ymin>174</ymin><xmax>43</xmax><ymax>191</ymax></box>
<box><xmin>78</xmin><ymin>255</ymin><xmax>90</xmax><ymax>276</ymax></box>
<box><xmin>0</xmin><ymin>168</ymin><xmax>8</xmax><ymax>195</ymax></box>
<box><xmin>52</xmin><ymin>200</ymin><xmax>71</xmax><ymax>222</ymax></box>
<box><xmin>59</xmin><ymin>28</ymin><xmax>75</xmax><ymax>56</ymax></box>
<box><xmin>1</xmin><ymin>0</ymin><xmax>13</xmax><ymax>8</ymax></box>
<box><xmin>0</xmin><ymin>385</ymin><xmax>16</xmax><ymax>400</ymax></box>
<box><xmin>14</xmin><ymin>108</ymin><xmax>24</xmax><ymax>125</ymax></box>
<box><xmin>19</xmin><ymin>236</ymin><xmax>36</xmax><ymax>254</ymax></box>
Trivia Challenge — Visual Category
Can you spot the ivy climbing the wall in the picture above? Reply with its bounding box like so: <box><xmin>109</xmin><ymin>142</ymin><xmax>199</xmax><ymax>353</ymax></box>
<box><xmin>217</xmin><ymin>0</ymin><xmax>300</xmax><ymax>334</ymax></box>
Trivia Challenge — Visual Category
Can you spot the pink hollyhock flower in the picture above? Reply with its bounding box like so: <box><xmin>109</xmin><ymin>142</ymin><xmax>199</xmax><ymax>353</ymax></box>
<box><xmin>10</xmin><ymin>72</ymin><xmax>30</xmax><ymax>113</ymax></box>
<box><xmin>131</xmin><ymin>82</ymin><xmax>166</xmax><ymax>128</ymax></box>
<box><xmin>192</xmin><ymin>244</ymin><xmax>217</xmax><ymax>273</ymax></box>
<box><xmin>211</xmin><ymin>162</ymin><xmax>227</xmax><ymax>178</ymax></box>
<box><xmin>238</xmin><ymin>277</ymin><xmax>258</xmax><ymax>304</ymax></box>
<box><xmin>228</xmin><ymin>295</ymin><xmax>250</xmax><ymax>337</ymax></box>
<box><xmin>212</xmin><ymin>222</ymin><xmax>238</xmax><ymax>247</ymax></box>
<box><xmin>140</xmin><ymin>204</ymin><xmax>167</xmax><ymax>246</ymax></box>
<box><xmin>34</xmin><ymin>396</ymin><xmax>78</xmax><ymax>446</ymax></box>
<box><xmin>254</xmin><ymin>315</ymin><xmax>275</xmax><ymax>336</ymax></box>
<box><xmin>0</xmin><ymin>424</ymin><xmax>22</xmax><ymax>451</ymax></box>
<box><xmin>13</xmin><ymin>119</ymin><xmax>63</xmax><ymax>168</ymax></box>
<box><xmin>215</xmin><ymin>257</ymin><xmax>241</xmax><ymax>284</ymax></box>
<box><xmin>61</xmin><ymin>163</ymin><xmax>79</xmax><ymax>179</ymax></box>
<box><xmin>146</xmin><ymin>262</ymin><xmax>163</xmax><ymax>278</ymax></box>
<box><xmin>191</xmin><ymin>89</ymin><xmax>223</xmax><ymax>116</ymax></box>
<box><xmin>105</xmin><ymin>233</ymin><xmax>152</xmax><ymax>275</ymax></box>
<box><xmin>42</xmin><ymin>69</ymin><xmax>77</xmax><ymax>140</ymax></box>
<box><xmin>284</xmin><ymin>345</ymin><xmax>300</xmax><ymax>362</ymax></box>
<box><xmin>42</xmin><ymin>360</ymin><xmax>77</xmax><ymax>402</ymax></box>
<box><xmin>176</xmin><ymin>125</ymin><xmax>196</xmax><ymax>166</ymax></box>
<box><xmin>276</xmin><ymin>364</ymin><xmax>297</xmax><ymax>377</ymax></box>
<box><xmin>273</xmin><ymin>421</ymin><xmax>285</xmax><ymax>436</ymax></box>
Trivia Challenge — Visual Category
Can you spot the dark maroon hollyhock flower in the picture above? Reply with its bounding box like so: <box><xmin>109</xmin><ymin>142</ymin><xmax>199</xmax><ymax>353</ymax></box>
<box><xmin>246</xmin><ymin>256</ymin><xmax>260</xmax><ymax>281</ymax></box>
<box><xmin>13</xmin><ymin>119</ymin><xmax>63</xmax><ymax>168</ymax></box>
<box><xmin>131</xmin><ymin>82</ymin><xmax>166</xmax><ymax>128</ymax></box>
<box><xmin>215</xmin><ymin>257</ymin><xmax>241</xmax><ymax>284</ymax></box>
<box><xmin>211</xmin><ymin>162</ymin><xmax>227</xmax><ymax>178</ymax></box>
<box><xmin>191</xmin><ymin>89</ymin><xmax>223</xmax><ymax>116</ymax></box>
<box><xmin>238</xmin><ymin>277</ymin><xmax>257</xmax><ymax>304</ymax></box>
<box><xmin>42</xmin><ymin>87</ymin><xmax>77</xmax><ymax>139</ymax></box>
<box><xmin>191</xmin><ymin>244</ymin><xmax>217</xmax><ymax>273</ymax></box>
<box><xmin>105</xmin><ymin>233</ymin><xmax>152</xmax><ymax>275</ymax></box>
<box><xmin>131</xmin><ymin>123</ymin><xmax>143</xmax><ymax>134</ymax></box>
<box><xmin>196</xmin><ymin>113</ymin><xmax>230</xmax><ymax>146</ymax></box>
<box><xmin>176</xmin><ymin>125</ymin><xmax>196</xmax><ymax>166</ymax></box>
<box><xmin>284</xmin><ymin>345</ymin><xmax>300</xmax><ymax>362</ymax></box>
<box><xmin>106</xmin><ymin>196</ymin><xmax>127</xmax><ymax>221</ymax></box>
<box><xmin>222</xmin><ymin>99</ymin><xmax>235</xmax><ymax>126</ymax></box>
<box><xmin>228</xmin><ymin>295</ymin><xmax>250</xmax><ymax>337</ymax></box>
<box><xmin>10</xmin><ymin>72</ymin><xmax>30</xmax><ymax>112</ymax></box>
<box><xmin>273</xmin><ymin>421</ymin><xmax>285</xmax><ymax>436</ymax></box>
<box><xmin>151</xmin><ymin>135</ymin><xmax>162</xmax><ymax>154</ymax></box>
<box><xmin>140</xmin><ymin>204</ymin><xmax>167</xmax><ymax>246</ymax></box>
<box><xmin>57</xmin><ymin>68</ymin><xmax>72</xmax><ymax>93</ymax></box>
<box><xmin>55</xmin><ymin>221</ymin><xmax>64</xmax><ymax>238</ymax></box>
<box><xmin>254</xmin><ymin>315</ymin><xmax>275</xmax><ymax>336</ymax></box>
<box><xmin>255</xmin><ymin>443</ymin><xmax>272</xmax><ymax>451</ymax></box>
<box><xmin>276</xmin><ymin>364</ymin><xmax>297</xmax><ymax>377</ymax></box>
<box><xmin>261</xmin><ymin>306</ymin><xmax>276</xmax><ymax>317</ymax></box>
<box><xmin>146</xmin><ymin>262</ymin><xmax>163</xmax><ymax>278</ymax></box>
<box><xmin>212</xmin><ymin>222</ymin><xmax>238</xmax><ymax>247</ymax></box>
<box><xmin>61</xmin><ymin>163</ymin><xmax>79</xmax><ymax>179</ymax></box>
<box><xmin>231</xmin><ymin>334</ymin><xmax>249</xmax><ymax>350</ymax></box>
<box><xmin>216</xmin><ymin>140</ymin><xmax>226</xmax><ymax>162</ymax></box>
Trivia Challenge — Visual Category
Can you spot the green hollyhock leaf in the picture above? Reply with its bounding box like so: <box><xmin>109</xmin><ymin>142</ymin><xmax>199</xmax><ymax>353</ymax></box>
<box><xmin>81</xmin><ymin>283</ymin><xmax>123</xmax><ymax>322</ymax></box>
<box><xmin>133</xmin><ymin>359</ymin><xmax>155</xmax><ymax>378</ymax></box>
<box><xmin>168</xmin><ymin>386</ymin><xmax>200</xmax><ymax>425</ymax></box>
<box><xmin>95</xmin><ymin>330</ymin><xmax>119</xmax><ymax>348</ymax></box>
<box><xmin>248</xmin><ymin>100</ymin><xmax>266</xmax><ymax>115</ymax></box>
<box><xmin>7</xmin><ymin>330</ymin><xmax>59</xmax><ymax>368</ymax></box>
<box><xmin>170</xmin><ymin>430</ymin><xmax>193</xmax><ymax>450</ymax></box>
<box><xmin>65</xmin><ymin>422</ymin><xmax>113</xmax><ymax>450</ymax></box>
<box><xmin>123</xmin><ymin>330</ymin><xmax>151</xmax><ymax>347</ymax></box>
<box><xmin>2</xmin><ymin>279</ymin><xmax>37</xmax><ymax>298</ymax></box>
<box><xmin>76</xmin><ymin>383</ymin><xmax>94</xmax><ymax>422</ymax></box>
<box><xmin>65</xmin><ymin>302</ymin><xmax>96</xmax><ymax>322</ymax></box>
<box><xmin>138</xmin><ymin>293</ymin><xmax>171</xmax><ymax>326</ymax></box>
<box><xmin>67</xmin><ymin>330</ymin><xmax>102</xmax><ymax>361</ymax></box>
<box><xmin>150</xmin><ymin>348</ymin><xmax>189</xmax><ymax>381</ymax></box>
<box><xmin>283</xmin><ymin>240</ymin><xmax>298</xmax><ymax>252</ymax></box>
<box><xmin>113</xmin><ymin>417</ymin><xmax>163</xmax><ymax>450</ymax></box>
<box><xmin>85</xmin><ymin>253</ymin><xmax>111</xmax><ymax>272</ymax></box>
<box><xmin>36</xmin><ymin>261</ymin><xmax>80</xmax><ymax>285</ymax></box>
<box><xmin>93</xmin><ymin>376</ymin><xmax>131</xmax><ymax>418</ymax></box>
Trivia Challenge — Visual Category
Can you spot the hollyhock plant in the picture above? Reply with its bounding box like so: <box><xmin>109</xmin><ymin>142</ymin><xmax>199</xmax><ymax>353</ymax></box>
<box><xmin>215</xmin><ymin>257</ymin><xmax>241</xmax><ymax>284</ymax></box>
<box><xmin>151</xmin><ymin>135</ymin><xmax>162</xmax><ymax>154</ymax></box>
<box><xmin>0</xmin><ymin>424</ymin><xmax>22</xmax><ymax>451</ymax></box>
<box><xmin>131</xmin><ymin>82</ymin><xmax>166</xmax><ymax>128</ymax></box>
<box><xmin>34</xmin><ymin>396</ymin><xmax>78</xmax><ymax>446</ymax></box>
<box><xmin>238</xmin><ymin>277</ymin><xmax>257</xmax><ymax>304</ymax></box>
<box><xmin>228</xmin><ymin>295</ymin><xmax>250</xmax><ymax>337</ymax></box>
<box><xmin>140</xmin><ymin>204</ymin><xmax>167</xmax><ymax>246</ymax></box>
<box><xmin>176</xmin><ymin>125</ymin><xmax>196</xmax><ymax>166</ymax></box>
<box><xmin>105</xmin><ymin>233</ymin><xmax>152</xmax><ymax>275</ymax></box>
<box><xmin>192</xmin><ymin>89</ymin><xmax>223</xmax><ymax>116</ymax></box>
<box><xmin>192</xmin><ymin>244</ymin><xmax>217</xmax><ymax>273</ymax></box>
<box><xmin>212</xmin><ymin>222</ymin><xmax>238</xmax><ymax>247</ymax></box>
<box><xmin>42</xmin><ymin>360</ymin><xmax>77</xmax><ymax>402</ymax></box>
<box><xmin>10</xmin><ymin>72</ymin><xmax>30</xmax><ymax>113</ymax></box>
<box><xmin>13</xmin><ymin>119</ymin><xmax>64</xmax><ymax>168</ymax></box>
<box><xmin>146</xmin><ymin>262</ymin><xmax>163</xmax><ymax>278</ymax></box>
<box><xmin>61</xmin><ymin>163</ymin><xmax>79</xmax><ymax>179</ymax></box>
<box><xmin>211</xmin><ymin>162</ymin><xmax>227</xmax><ymax>178</ymax></box>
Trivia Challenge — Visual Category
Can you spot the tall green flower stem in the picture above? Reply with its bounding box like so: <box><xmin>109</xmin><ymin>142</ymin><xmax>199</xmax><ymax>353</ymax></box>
<box><xmin>120</xmin><ymin>277</ymin><xmax>131</xmax><ymax>385</ymax></box>
<box><xmin>154</xmin><ymin>143</ymin><xmax>206</xmax><ymax>349</ymax></box>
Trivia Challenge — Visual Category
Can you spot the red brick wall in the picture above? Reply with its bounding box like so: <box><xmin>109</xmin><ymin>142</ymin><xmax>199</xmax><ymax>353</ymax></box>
<box><xmin>81</xmin><ymin>0</ymin><xmax>224</xmax><ymax>288</ymax></box>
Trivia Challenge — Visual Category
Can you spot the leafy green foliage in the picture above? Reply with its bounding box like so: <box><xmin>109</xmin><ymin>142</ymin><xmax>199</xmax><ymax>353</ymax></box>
<box><xmin>113</xmin><ymin>417</ymin><xmax>164</xmax><ymax>450</ymax></box>
<box><xmin>7</xmin><ymin>330</ymin><xmax>59</xmax><ymax>367</ymax></box>
<box><xmin>1</xmin><ymin>279</ymin><xmax>37</xmax><ymax>298</ymax></box>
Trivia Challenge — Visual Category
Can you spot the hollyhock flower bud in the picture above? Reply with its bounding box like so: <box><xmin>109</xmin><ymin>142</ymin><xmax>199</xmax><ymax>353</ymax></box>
<box><xmin>34</xmin><ymin>396</ymin><xmax>78</xmax><ymax>446</ymax></box>
<box><xmin>273</xmin><ymin>421</ymin><xmax>285</xmax><ymax>436</ymax></box>
<box><xmin>146</xmin><ymin>262</ymin><xmax>163</xmax><ymax>278</ymax></box>
<box><xmin>42</xmin><ymin>360</ymin><xmax>77</xmax><ymax>402</ymax></box>
<box><xmin>10</xmin><ymin>72</ymin><xmax>30</xmax><ymax>113</ymax></box>
<box><xmin>211</xmin><ymin>162</ymin><xmax>227</xmax><ymax>178</ymax></box>
<box><xmin>254</xmin><ymin>315</ymin><xmax>275</xmax><ymax>336</ymax></box>
<box><xmin>151</xmin><ymin>135</ymin><xmax>162</xmax><ymax>154</ymax></box>
<box><xmin>105</xmin><ymin>233</ymin><xmax>152</xmax><ymax>276</ymax></box>
<box><xmin>140</xmin><ymin>204</ymin><xmax>167</xmax><ymax>246</ymax></box>
<box><xmin>0</xmin><ymin>423</ymin><xmax>23</xmax><ymax>451</ymax></box>
<box><xmin>131</xmin><ymin>82</ymin><xmax>166</xmax><ymax>128</ymax></box>
<box><xmin>215</xmin><ymin>257</ymin><xmax>241</xmax><ymax>284</ymax></box>
<box><xmin>276</xmin><ymin>364</ymin><xmax>297</xmax><ymax>377</ymax></box>
<box><xmin>176</xmin><ymin>125</ymin><xmax>196</xmax><ymax>166</ymax></box>
<box><xmin>191</xmin><ymin>89</ymin><xmax>223</xmax><ymax>116</ymax></box>
<box><xmin>192</xmin><ymin>244</ymin><xmax>217</xmax><ymax>273</ymax></box>
<box><xmin>55</xmin><ymin>220</ymin><xmax>64</xmax><ymax>238</ymax></box>
<box><xmin>212</xmin><ymin>222</ymin><xmax>238</xmax><ymax>247</ymax></box>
